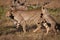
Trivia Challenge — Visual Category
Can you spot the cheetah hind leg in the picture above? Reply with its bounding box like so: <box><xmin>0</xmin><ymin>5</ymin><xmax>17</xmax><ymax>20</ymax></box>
<box><xmin>43</xmin><ymin>23</ymin><xmax>50</xmax><ymax>35</ymax></box>
<box><xmin>33</xmin><ymin>23</ymin><xmax>42</xmax><ymax>32</ymax></box>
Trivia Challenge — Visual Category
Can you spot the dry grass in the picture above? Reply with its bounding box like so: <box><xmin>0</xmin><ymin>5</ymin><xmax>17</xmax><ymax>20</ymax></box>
<box><xmin>0</xmin><ymin>30</ymin><xmax>60</xmax><ymax>40</ymax></box>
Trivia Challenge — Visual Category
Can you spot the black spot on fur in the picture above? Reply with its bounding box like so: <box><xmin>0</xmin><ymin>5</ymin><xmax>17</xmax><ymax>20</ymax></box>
<box><xmin>47</xmin><ymin>23</ymin><xmax>51</xmax><ymax>27</ymax></box>
<box><xmin>38</xmin><ymin>23</ymin><xmax>40</xmax><ymax>24</ymax></box>
<box><xmin>56</xmin><ymin>23</ymin><xmax>60</xmax><ymax>31</ymax></box>
<box><xmin>18</xmin><ymin>1</ymin><xmax>20</xmax><ymax>3</ymax></box>
<box><xmin>11</xmin><ymin>5</ymin><xmax>14</xmax><ymax>8</ymax></box>
<box><xmin>43</xmin><ymin>7</ymin><xmax>45</xmax><ymax>9</ymax></box>
<box><xmin>20</xmin><ymin>3</ymin><xmax>25</xmax><ymax>6</ymax></box>
<box><xmin>9</xmin><ymin>13</ymin><xmax>14</xmax><ymax>19</ymax></box>
<box><xmin>14</xmin><ymin>0</ymin><xmax>17</xmax><ymax>1</ymax></box>
<box><xmin>40</xmin><ymin>13</ymin><xmax>43</xmax><ymax>18</ymax></box>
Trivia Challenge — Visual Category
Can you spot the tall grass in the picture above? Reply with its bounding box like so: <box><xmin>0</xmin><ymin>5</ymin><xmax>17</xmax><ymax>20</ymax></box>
<box><xmin>0</xmin><ymin>6</ymin><xmax>8</xmax><ymax>19</ymax></box>
<box><xmin>47</xmin><ymin>8</ymin><xmax>60</xmax><ymax>16</ymax></box>
<box><xmin>48</xmin><ymin>8</ymin><xmax>60</xmax><ymax>12</ymax></box>
<box><xmin>0</xmin><ymin>6</ymin><xmax>11</xmax><ymax>25</ymax></box>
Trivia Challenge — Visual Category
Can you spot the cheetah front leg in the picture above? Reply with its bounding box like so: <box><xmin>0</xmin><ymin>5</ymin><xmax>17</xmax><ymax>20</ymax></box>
<box><xmin>21</xmin><ymin>21</ymin><xmax>26</xmax><ymax>33</ymax></box>
<box><xmin>16</xmin><ymin>23</ymin><xmax>20</xmax><ymax>29</ymax></box>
